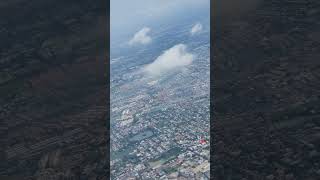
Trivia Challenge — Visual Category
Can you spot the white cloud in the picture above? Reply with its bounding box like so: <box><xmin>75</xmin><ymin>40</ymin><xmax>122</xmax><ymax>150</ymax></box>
<box><xmin>144</xmin><ymin>44</ymin><xmax>194</xmax><ymax>76</ymax></box>
<box><xmin>129</xmin><ymin>27</ymin><xmax>152</xmax><ymax>45</ymax></box>
<box><xmin>190</xmin><ymin>23</ymin><xmax>203</xmax><ymax>35</ymax></box>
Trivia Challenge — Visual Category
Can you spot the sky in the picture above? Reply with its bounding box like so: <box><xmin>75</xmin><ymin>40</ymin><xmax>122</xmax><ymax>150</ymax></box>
<box><xmin>111</xmin><ymin>0</ymin><xmax>210</xmax><ymax>40</ymax></box>
<box><xmin>111</xmin><ymin>0</ymin><xmax>210</xmax><ymax>78</ymax></box>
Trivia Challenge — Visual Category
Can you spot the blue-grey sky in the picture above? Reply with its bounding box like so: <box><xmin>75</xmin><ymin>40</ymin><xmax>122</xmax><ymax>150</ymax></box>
<box><xmin>111</xmin><ymin>0</ymin><xmax>210</xmax><ymax>39</ymax></box>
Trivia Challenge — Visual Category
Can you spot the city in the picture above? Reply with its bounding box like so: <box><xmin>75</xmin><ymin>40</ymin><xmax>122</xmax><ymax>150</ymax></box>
<box><xmin>111</xmin><ymin>17</ymin><xmax>210</xmax><ymax>179</ymax></box>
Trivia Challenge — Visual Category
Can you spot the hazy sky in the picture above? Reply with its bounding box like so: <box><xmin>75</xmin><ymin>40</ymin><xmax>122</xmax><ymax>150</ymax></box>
<box><xmin>111</xmin><ymin>0</ymin><xmax>210</xmax><ymax>38</ymax></box>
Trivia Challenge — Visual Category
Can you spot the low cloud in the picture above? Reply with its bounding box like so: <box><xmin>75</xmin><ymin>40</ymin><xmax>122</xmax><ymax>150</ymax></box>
<box><xmin>129</xmin><ymin>27</ymin><xmax>152</xmax><ymax>45</ymax></box>
<box><xmin>190</xmin><ymin>23</ymin><xmax>203</xmax><ymax>35</ymax></box>
<box><xmin>144</xmin><ymin>44</ymin><xmax>194</xmax><ymax>76</ymax></box>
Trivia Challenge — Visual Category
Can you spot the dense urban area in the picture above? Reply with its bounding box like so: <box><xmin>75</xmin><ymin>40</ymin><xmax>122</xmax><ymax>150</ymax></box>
<box><xmin>111</xmin><ymin>19</ymin><xmax>210</xmax><ymax>179</ymax></box>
